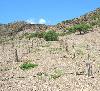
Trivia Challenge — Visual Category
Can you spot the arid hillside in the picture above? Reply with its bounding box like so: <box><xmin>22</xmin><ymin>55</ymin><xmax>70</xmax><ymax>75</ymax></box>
<box><xmin>0</xmin><ymin>8</ymin><xmax>100</xmax><ymax>91</ymax></box>
<box><xmin>0</xmin><ymin>27</ymin><xmax>100</xmax><ymax>91</ymax></box>
<box><xmin>57</xmin><ymin>8</ymin><xmax>100</xmax><ymax>30</ymax></box>
<box><xmin>0</xmin><ymin>8</ymin><xmax>100</xmax><ymax>38</ymax></box>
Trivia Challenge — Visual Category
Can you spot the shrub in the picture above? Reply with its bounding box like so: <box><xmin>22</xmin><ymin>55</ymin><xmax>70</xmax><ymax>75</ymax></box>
<box><xmin>20</xmin><ymin>62</ymin><xmax>38</xmax><ymax>70</ymax></box>
<box><xmin>50</xmin><ymin>69</ymin><xmax>64</xmax><ymax>79</ymax></box>
<box><xmin>35</xmin><ymin>31</ymin><xmax>45</xmax><ymax>38</ymax></box>
<box><xmin>25</xmin><ymin>32</ymin><xmax>45</xmax><ymax>39</ymax></box>
<box><xmin>43</xmin><ymin>30</ymin><xmax>58</xmax><ymax>41</ymax></box>
<box><xmin>25</xmin><ymin>33</ymin><xmax>36</xmax><ymax>39</ymax></box>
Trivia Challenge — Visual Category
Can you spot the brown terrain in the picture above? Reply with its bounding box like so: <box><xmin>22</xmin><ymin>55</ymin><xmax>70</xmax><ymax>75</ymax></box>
<box><xmin>0</xmin><ymin>8</ymin><xmax>100</xmax><ymax>91</ymax></box>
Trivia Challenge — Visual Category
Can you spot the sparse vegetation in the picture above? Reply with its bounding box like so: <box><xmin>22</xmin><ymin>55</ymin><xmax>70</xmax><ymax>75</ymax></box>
<box><xmin>25</xmin><ymin>33</ymin><xmax>37</xmax><ymax>39</ymax></box>
<box><xmin>50</xmin><ymin>69</ymin><xmax>64</xmax><ymax>79</ymax></box>
<box><xmin>49</xmin><ymin>47</ymin><xmax>63</xmax><ymax>54</ymax></box>
<box><xmin>76</xmin><ymin>49</ymin><xmax>84</xmax><ymax>55</ymax></box>
<box><xmin>20</xmin><ymin>62</ymin><xmax>38</xmax><ymax>70</ymax></box>
<box><xmin>35</xmin><ymin>31</ymin><xmax>45</xmax><ymax>38</ymax></box>
<box><xmin>0</xmin><ymin>8</ymin><xmax>100</xmax><ymax>91</ymax></box>
<box><xmin>19</xmin><ymin>32</ymin><xmax>45</xmax><ymax>40</ymax></box>
<box><xmin>59</xmin><ymin>8</ymin><xmax>100</xmax><ymax>31</ymax></box>
<box><xmin>43</xmin><ymin>30</ymin><xmax>58</xmax><ymax>41</ymax></box>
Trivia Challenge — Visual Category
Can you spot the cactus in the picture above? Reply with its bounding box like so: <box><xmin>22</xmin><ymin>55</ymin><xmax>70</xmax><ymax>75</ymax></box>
<box><xmin>86</xmin><ymin>63</ymin><xmax>93</xmax><ymax>77</ymax></box>
<box><xmin>15</xmin><ymin>49</ymin><xmax>19</xmax><ymax>62</ymax></box>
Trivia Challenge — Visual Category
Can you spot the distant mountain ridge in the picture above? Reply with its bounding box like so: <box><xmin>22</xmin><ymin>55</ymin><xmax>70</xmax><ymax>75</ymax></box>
<box><xmin>0</xmin><ymin>8</ymin><xmax>100</xmax><ymax>36</ymax></box>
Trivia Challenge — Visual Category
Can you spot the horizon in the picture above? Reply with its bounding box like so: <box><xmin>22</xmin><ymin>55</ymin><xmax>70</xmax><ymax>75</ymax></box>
<box><xmin>0</xmin><ymin>0</ymin><xmax>100</xmax><ymax>25</ymax></box>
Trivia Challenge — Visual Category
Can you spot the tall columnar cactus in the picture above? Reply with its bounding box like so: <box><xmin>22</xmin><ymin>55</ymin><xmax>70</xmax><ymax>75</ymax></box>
<box><xmin>15</xmin><ymin>49</ymin><xmax>19</xmax><ymax>62</ymax></box>
<box><xmin>86</xmin><ymin>63</ymin><xmax>93</xmax><ymax>77</ymax></box>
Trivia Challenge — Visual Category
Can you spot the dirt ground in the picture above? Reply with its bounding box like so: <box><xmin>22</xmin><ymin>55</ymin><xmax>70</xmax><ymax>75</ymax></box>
<box><xmin>0</xmin><ymin>28</ymin><xmax>100</xmax><ymax>91</ymax></box>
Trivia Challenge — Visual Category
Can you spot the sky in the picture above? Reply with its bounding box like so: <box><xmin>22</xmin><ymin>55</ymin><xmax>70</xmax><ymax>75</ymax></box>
<box><xmin>0</xmin><ymin>0</ymin><xmax>100</xmax><ymax>25</ymax></box>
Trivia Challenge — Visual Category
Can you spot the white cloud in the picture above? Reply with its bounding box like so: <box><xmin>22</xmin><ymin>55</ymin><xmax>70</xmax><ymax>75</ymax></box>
<box><xmin>26</xmin><ymin>19</ymin><xmax>35</xmax><ymax>24</ymax></box>
<box><xmin>26</xmin><ymin>18</ymin><xmax>46</xmax><ymax>24</ymax></box>
<box><xmin>39</xmin><ymin>18</ymin><xmax>46</xmax><ymax>24</ymax></box>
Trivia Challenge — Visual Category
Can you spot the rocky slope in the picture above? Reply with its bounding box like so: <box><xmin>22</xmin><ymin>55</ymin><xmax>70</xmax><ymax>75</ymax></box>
<box><xmin>0</xmin><ymin>27</ymin><xmax>100</xmax><ymax>91</ymax></box>
<box><xmin>57</xmin><ymin>8</ymin><xmax>100</xmax><ymax>30</ymax></box>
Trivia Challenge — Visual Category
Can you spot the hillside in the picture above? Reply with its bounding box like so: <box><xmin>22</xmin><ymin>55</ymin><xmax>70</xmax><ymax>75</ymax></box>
<box><xmin>0</xmin><ymin>8</ymin><xmax>99</xmax><ymax>37</ymax></box>
<box><xmin>57</xmin><ymin>8</ymin><xmax>100</xmax><ymax>30</ymax></box>
<box><xmin>0</xmin><ymin>8</ymin><xmax>100</xmax><ymax>91</ymax></box>
<box><xmin>0</xmin><ymin>27</ymin><xmax>100</xmax><ymax>91</ymax></box>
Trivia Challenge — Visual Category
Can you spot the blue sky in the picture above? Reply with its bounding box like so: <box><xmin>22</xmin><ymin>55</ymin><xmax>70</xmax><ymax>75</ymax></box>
<box><xmin>0</xmin><ymin>0</ymin><xmax>100</xmax><ymax>24</ymax></box>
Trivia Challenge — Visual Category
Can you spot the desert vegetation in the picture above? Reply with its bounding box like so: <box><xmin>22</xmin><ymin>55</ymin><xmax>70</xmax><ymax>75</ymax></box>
<box><xmin>20</xmin><ymin>62</ymin><xmax>38</xmax><ymax>70</ymax></box>
<box><xmin>67</xmin><ymin>23</ymin><xmax>92</xmax><ymax>34</ymax></box>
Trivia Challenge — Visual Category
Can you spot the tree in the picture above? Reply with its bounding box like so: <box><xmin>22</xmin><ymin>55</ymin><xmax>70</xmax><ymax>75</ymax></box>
<box><xmin>67</xmin><ymin>23</ymin><xmax>92</xmax><ymax>34</ymax></box>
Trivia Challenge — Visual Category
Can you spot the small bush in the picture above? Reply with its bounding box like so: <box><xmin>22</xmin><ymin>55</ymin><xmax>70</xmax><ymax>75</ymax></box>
<box><xmin>50</xmin><ymin>69</ymin><xmax>63</xmax><ymax>79</ymax></box>
<box><xmin>25</xmin><ymin>32</ymin><xmax>45</xmax><ymax>39</ymax></box>
<box><xmin>57</xmin><ymin>32</ymin><xmax>67</xmax><ymax>36</ymax></box>
<box><xmin>20</xmin><ymin>62</ymin><xmax>38</xmax><ymax>70</ymax></box>
<box><xmin>43</xmin><ymin>30</ymin><xmax>58</xmax><ymax>41</ymax></box>
<box><xmin>19</xmin><ymin>31</ymin><xmax>58</xmax><ymax>40</ymax></box>
<box><xmin>35</xmin><ymin>31</ymin><xmax>45</xmax><ymax>38</ymax></box>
